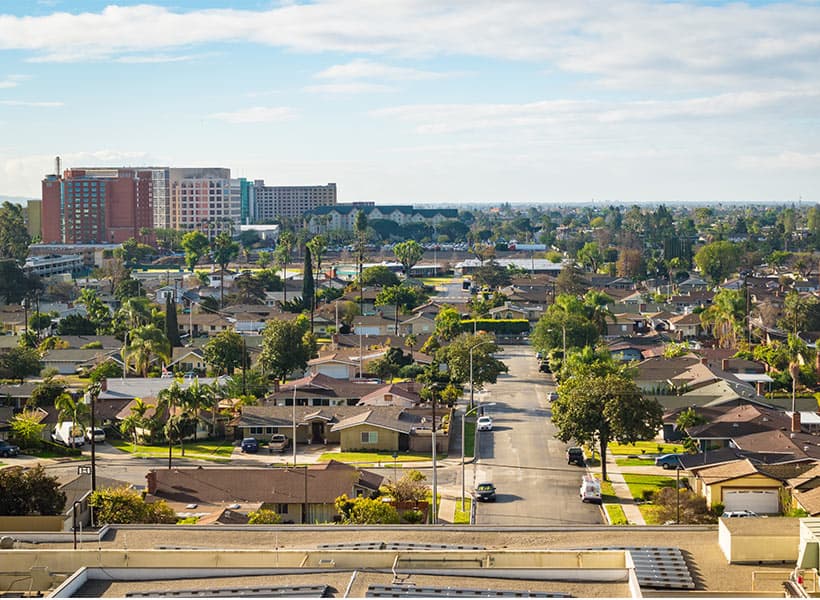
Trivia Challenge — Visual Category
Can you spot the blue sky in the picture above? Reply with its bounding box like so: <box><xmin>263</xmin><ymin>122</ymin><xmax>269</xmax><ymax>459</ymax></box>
<box><xmin>1</xmin><ymin>1</ymin><xmax>819</xmax><ymax>205</ymax></box>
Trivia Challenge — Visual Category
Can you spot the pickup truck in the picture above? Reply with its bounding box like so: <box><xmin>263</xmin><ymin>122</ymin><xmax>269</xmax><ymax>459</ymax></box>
<box><xmin>267</xmin><ymin>434</ymin><xmax>289</xmax><ymax>453</ymax></box>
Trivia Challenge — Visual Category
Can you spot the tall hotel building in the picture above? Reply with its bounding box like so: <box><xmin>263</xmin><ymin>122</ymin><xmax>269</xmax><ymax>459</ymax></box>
<box><xmin>251</xmin><ymin>181</ymin><xmax>336</xmax><ymax>222</ymax></box>
<box><xmin>42</xmin><ymin>167</ymin><xmax>156</xmax><ymax>244</ymax></box>
<box><xmin>168</xmin><ymin>168</ymin><xmax>240</xmax><ymax>240</ymax></box>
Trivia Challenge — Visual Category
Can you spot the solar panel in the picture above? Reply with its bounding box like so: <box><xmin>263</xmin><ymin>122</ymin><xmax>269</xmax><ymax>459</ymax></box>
<box><xmin>571</xmin><ymin>546</ymin><xmax>695</xmax><ymax>590</ymax></box>
<box><xmin>366</xmin><ymin>585</ymin><xmax>570</xmax><ymax>598</ymax></box>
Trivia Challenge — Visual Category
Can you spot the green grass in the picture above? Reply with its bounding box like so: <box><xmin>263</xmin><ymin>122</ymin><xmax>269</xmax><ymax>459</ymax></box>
<box><xmin>622</xmin><ymin>473</ymin><xmax>676</xmax><ymax>501</ymax></box>
<box><xmin>605</xmin><ymin>504</ymin><xmax>628</xmax><ymax>525</ymax></box>
<box><xmin>608</xmin><ymin>441</ymin><xmax>685</xmax><ymax>456</ymax></box>
<box><xmin>110</xmin><ymin>438</ymin><xmax>233</xmax><ymax>463</ymax></box>
<box><xmin>463</xmin><ymin>422</ymin><xmax>476</xmax><ymax>457</ymax></box>
<box><xmin>594</xmin><ymin>474</ymin><xmax>619</xmax><ymax>503</ymax></box>
<box><xmin>454</xmin><ymin>498</ymin><xmax>472</xmax><ymax>524</ymax></box>
<box><xmin>318</xmin><ymin>451</ymin><xmax>439</xmax><ymax>464</ymax></box>
<box><xmin>639</xmin><ymin>504</ymin><xmax>665</xmax><ymax>525</ymax></box>
<box><xmin>420</xmin><ymin>277</ymin><xmax>457</xmax><ymax>285</ymax></box>
<box><xmin>615</xmin><ymin>457</ymin><xmax>656</xmax><ymax>467</ymax></box>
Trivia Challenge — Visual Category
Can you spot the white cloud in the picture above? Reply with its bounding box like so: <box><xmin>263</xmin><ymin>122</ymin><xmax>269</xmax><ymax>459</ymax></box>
<box><xmin>0</xmin><ymin>74</ymin><xmax>28</xmax><ymax>89</ymax></box>
<box><xmin>114</xmin><ymin>53</ymin><xmax>213</xmax><ymax>64</ymax></box>
<box><xmin>208</xmin><ymin>106</ymin><xmax>296</xmax><ymax>124</ymax></box>
<box><xmin>304</xmin><ymin>82</ymin><xmax>394</xmax><ymax>94</ymax></box>
<box><xmin>0</xmin><ymin>2</ymin><xmax>817</xmax><ymax>91</ymax></box>
<box><xmin>0</xmin><ymin>100</ymin><xmax>62</xmax><ymax>107</ymax></box>
<box><xmin>315</xmin><ymin>59</ymin><xmax>449</xmax><ymax>81</ymax></box>
<box><xmin>736</xmin><ymin>152</ymin><xmax>820</xmax><ymax>171</ymax></box>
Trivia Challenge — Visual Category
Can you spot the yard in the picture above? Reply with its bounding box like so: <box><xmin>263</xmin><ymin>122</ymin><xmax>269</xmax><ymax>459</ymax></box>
<box><xmin>605</xmin><ymin>504</ymin><xmax>628</xmax><ymax>525</ymax></box>
<box><xmin>608</xmin><ymin>441</ymin><xmax>685</xmax><ymax>456</ymax></box>
<box><xmin>463</xmin><ymin>421</ymin><xmax>476</xmax><ymax>457</ymax></box>
<box><xmin>110</xmin><ymin>439</ymin><xmax>234</xmax><ymax>462</ymax></box>
<box><xmin>318</xmin><ymin>450</ymin><xmax>438</xmax><ymax>465</ymax></box>
<box><xmin>615</xmin><ymin>457</ymin><xmax>656</xmax><ymax>467</ymax></box>
<box><xmin>622</xmin><ymin>473</ymin><xmax>676</xmax><ymax>501</ymax></box>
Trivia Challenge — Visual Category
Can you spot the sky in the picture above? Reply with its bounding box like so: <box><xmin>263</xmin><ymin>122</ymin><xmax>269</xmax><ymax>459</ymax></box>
<box><xmin>0</xmin><ymin>1</ymin><xmax>819</xmax><ymax>205</ymax></box>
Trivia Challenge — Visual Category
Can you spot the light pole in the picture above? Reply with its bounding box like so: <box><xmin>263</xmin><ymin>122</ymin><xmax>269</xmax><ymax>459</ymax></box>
<box><xmin>469</xmin><ymin>340</ymin><xmax>494</xmax><ymax>410</ymax></box>
<box><xmin>292</xmin><ymin>384</ymin><xmax>298</xmax><ymax>467</ymax></box>
<box><xmin>461</xmin><ymin>402</ymin><xmax>496</xmax><ymax>510</ymax></box>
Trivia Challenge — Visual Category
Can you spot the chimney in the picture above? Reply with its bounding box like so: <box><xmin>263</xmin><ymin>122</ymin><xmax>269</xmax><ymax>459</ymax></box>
<box><xmin>101</xmin><ymin>378</ymin><xmax>108</xmax><ymax>392</ymax></box>
<box><xmin>146</xmin><ymin>471</ymin><xmax>157</xmax><ymax>494</ymax></box>
<box><xmin>384</xmin><ymin>393</ymin><xmax>393</xmax><ymax>404</ymax></box>
<box><xmin>721</xmin><ymin>359</ymin><xmax>729</xmax><ymax>371</ymax></box>
<box><xmin>792</xmin><ymin>411</ymin><xmax>802</xmax><ymax>433</ymax></box>
<box><xmin>700</xmin><ymin>357</ymin><xmax>708</xmax><ymax>365</ymax></box>
<box><xmin>273</xmin><ymin>380</ymin><xmax>280</xmax><ymax>392</ymax></box>
<box><xmin>756</xmin><ymin>381</ymin><xmax>766</xmax><ymax>395</ymax></box>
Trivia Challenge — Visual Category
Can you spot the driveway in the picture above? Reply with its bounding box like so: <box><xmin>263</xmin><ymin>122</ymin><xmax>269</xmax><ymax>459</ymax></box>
<box><xmin>472</xmin><ymin>346</ymin><xmax>602</xmax><ymax>525</ymax></box>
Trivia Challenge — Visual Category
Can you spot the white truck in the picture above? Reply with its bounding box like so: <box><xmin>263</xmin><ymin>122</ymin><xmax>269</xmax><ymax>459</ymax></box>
<box><xmin>579</xmin><ymin>475</ymin><xmax>602</xmax><ymax>504</ymax></box>
<box><xmin>52</xmin><ymin>421</ymin><xmax>85</xmax><ymax>447</ymax></box>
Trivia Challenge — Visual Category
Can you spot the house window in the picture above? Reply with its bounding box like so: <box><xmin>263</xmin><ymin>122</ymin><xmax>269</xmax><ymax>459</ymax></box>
<box><xmin>275</xmin><ymin>503</ymin><xmax>288</xmax><ymax>514</ymax></box>
<box><xmin>250</xmin><ymin>426</ymin><xmax>264</xmax><ymax>435</ymax></box>
<box><xmin>266</xmin><ymin>427</ymin><xmax>276</xmax><ymax>434</ymax></box>
<box><xmin>361</xmin><ymin>431</ymin><xmax>378</xmax><ymax>444</ymax></box>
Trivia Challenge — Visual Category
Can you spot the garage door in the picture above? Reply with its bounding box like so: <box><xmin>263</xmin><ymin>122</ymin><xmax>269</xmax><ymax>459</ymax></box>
<box><xmin>723</xmin><ymin>489</ymin><xmax>779</xmax><ymax>514</ymax></box>
<box><xmin>320</xmin><ymin>365</ymin><xmax>350</xmax><ymax>379</ymax></box>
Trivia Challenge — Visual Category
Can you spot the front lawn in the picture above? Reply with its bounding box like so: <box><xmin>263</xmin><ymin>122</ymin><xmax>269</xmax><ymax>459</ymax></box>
<box><xmin>318</xmin><ymin>451</ymin><xmax>438</xmax><ymax>464</ymax></box>
<box><xmin>622</xmin><ymin>473</ymin><xmax>676</xmax><ymax>501</ymax></box>
<box><xmin>110</xmin><ymin>439</ymin><xmax>233</xmax><ymax>462</ymax></box>
<box><xmin>639</xmin><ymin>504</ymin><xmax>665</xmax><ymax>525</ymax></box>
<box><xmin>608</xmin><ymin>441</ymin><xmax>685</xmax><ymax>456</ymax></box>
<box><xmin>463</xmin><ymin>422</ymin><xmax>476</xmax><ymax>457</ymax></box>
<box><xmin>594</xmin><ymin>475</ymin><xmax>619</xmax><ymax>503</ymax></box>
<box><xmin>605</xmin><ymin>504</ymin><xmax>628</xmax><ymax>525</ymax></box>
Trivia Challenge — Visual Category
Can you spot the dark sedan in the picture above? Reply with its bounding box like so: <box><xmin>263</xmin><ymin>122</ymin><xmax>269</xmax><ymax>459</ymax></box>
<box><xmin>475</xmin><ymin>482</ymin><xmax>497</xmax><ymax>502</ymax></box>
<box><xmin>0</xmin><ymin>440</ymin><xmax>20</xmax><ymax>458</ymax></box>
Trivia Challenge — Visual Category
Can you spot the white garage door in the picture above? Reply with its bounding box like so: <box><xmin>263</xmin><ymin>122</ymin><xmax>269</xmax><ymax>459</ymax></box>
<box><xmin>319</xmin><ymin>364</ymin><xmax>350</xmax><ymax>379</ymax></box>
<box><xmin>723</xmin><ymin>489</ymin><xmax>779</xmax><ymax>514</ymax></box>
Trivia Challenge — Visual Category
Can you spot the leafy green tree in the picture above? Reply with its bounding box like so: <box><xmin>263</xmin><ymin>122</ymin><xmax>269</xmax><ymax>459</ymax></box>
<box><xmin>114</xmin><ymin>277</ymin><xmax>142</xmax><ymax>302</ymax></box>
<box><xmin>354</xmin><ymin>210</ymin><xmax>369</xmax><ymax>315</ymax></box>
<box><xmin>380</xmin><ymin>469</ymin><xmax>428</xmax><ymax>501</ymax></box>
<box><xmin>125</xmin><ymin>324</ymin><xmax>171</xmax><ymax>377</ymax></box>
<box><xmin>654</xmin><ymin>487</ymin><xmax>717</xmax><ymax>524</ymax></box>
<box><xmin>10</xmin><ymin>409</ymin><xmax>46</xmax><ymax>449</ymax></box>
<box><xmin>434</xmin><ymin>306</ymin><xmax>462</xmax><ymax>341</ymax></box>
<box><xmin>779</xmin><ymin>291</ymin><xmax>820</xmax><ymax>335</ymax></box>
<box><xmin>30</xmin><ymin>376</ymin><xmax>66</xmax><ymax>406</ymax></box>
<box><xmin>437</xmin><ymin>333</ymin><xmax>507</xmax><ymax>389</ymax></box>
<box><xmin>28</xmin><ymin>311</ymin><xmax>53</xmax><ymax>336</ymax></box>
<box><xmin>56</xmin><ymin>313</ymin><xmax>97</xmax><ymax>336</ymax></box>
<box><xmin>223</xmin><ymin>368</ymin><xmax>269</xmax><ymax>399</ymax></box>
<box><xmin>554</xmin><ymin>263</ymin><xmax>588</xmax><ymax>296</ymax></box>
<box><xmin>260</xmin><ymin>319</ymin><xmax>313</xmax><ymax>382</ymax></box>
<box><xmin>0</xmin><ymin>346</ymin><xmax>41</xmax><ymax>382</ymax></box>
<box><xmin>577</xmin><ymin>241</ymin><xmax>603</xmax><ymax>272</ymax></box>
<box><xmin>181</xmin><ymin>231</ymin><xmax>210</xmax><ymax>272</ymax></box>
<box><xmin>164</xmin><ymin>295</ymin><xmax>182</xmax><ymax>348</ymax></box>
<box><xmin>335</xmin><ymin>494</ymin><xmax>400</xmax><ymax>524</ymax></box>
<box><xmin>275</xmin><ymin>231</ymin><xmax>294</xmax><ymax>305</ymax></box>
<box><xmin>257</xmin><ymin>250</ymin><xmax>272</xmax><ymax>269</ymax></box>
<box><xmin>0</xmin><ymin>465</ymin><xmax>65</xmax><ymax>516</ymax></box>
<box><xmin>0</xmin><ymin>201</ymin><xmax>30</xmax><ymax>262</ymax></box>
<box><xmin>0</xmin><ymin>259</ymin><xmax>37</xmax><ymax>304</ymax></box>
<box><xmin>531</xmin><ymin>308</ymin><xmax>600</xmax><ymax>357</ymax></box>
<box><xmin>203</xmin><ymin>330</ymin><xmax>248</xmax><ymax>375</ymax></box>
<box><xmin>472</xmin><ymin>260</ymin><xmax>512</xmax><ymax>290</ymax></box>
<box><xmin>77</xmin><ymin>288</ymin><xmax>111</xmax><ymax>334</ymax></box>
<box><xmin>375</xmin><ymin>285</ymin><xmax>429</xmax><ymax>314</ymax></box>
<box><xmin>582</xmin><ymin>290</ymin><xmax>615</xmax><ymax>335</ymax></box>
<box><xmin>211</xmin><ymin>232</ymin><xmax>240</xmax><ymax>308</ymax></box>
<box><xmin>89</xmin><ymin>487</ymin><xmax>176</xmax><ymax>524</ymax></box>
<box><xmin>360</xmin><ymin>265</ymin><xmax>400</xmax><ymax>287</ymax></box>
<box><xmin>676</xmin><ymin>408</ymin><xmax>707</xmax><ymax>453</ymax></box>
<box><xmin>553</xmin><ymin>370</ymin><xmax>663</xmax><ymax>481</ymax></box>
<box><xmin>663</xmin><ymin>342</ymin><xmax>690</xmax><ymax>359</ymax></box>
<box><xmin>694</xmin><ymin>241</ymin><xmax>742</xmax><ymax>284</ymax></box>
<box><xmin>248</xmin><ymin>508</ymin><xmax>282</xmax><ymax>524</ymax></box>
<box><xmin>393</xmin><ymin>240</ymin><xmax>424</xmax><ymax>275</ymax></box>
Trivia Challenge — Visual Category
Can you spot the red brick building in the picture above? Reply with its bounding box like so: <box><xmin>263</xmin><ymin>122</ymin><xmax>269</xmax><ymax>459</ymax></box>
<box><xmin>42</xmin><ymin>168</ymin><xmax>155</xmax><ymax>244</ymax></box>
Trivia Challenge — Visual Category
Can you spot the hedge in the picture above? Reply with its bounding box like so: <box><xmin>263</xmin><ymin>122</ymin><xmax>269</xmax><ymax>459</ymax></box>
<box><xmin>460</xmin><ymin>319</ymin><xmax>530</xmax><ymax>334</ymax></box>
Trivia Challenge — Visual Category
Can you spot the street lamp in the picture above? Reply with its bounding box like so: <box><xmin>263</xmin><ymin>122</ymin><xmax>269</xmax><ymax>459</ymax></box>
<box><xmin>83</xmin><ymin>382</ymin><xmax>101</xmax><ymax>495</ymax></box>
<box><xmin>469</xmin><ymin>340</ymin><xmax>494</xmax><ymax>410</ymax></box>
<box><xmin>461</xmin><ymin>402</ymin><xmax>496</xmax><ymax>510</ymax></box>
<box><xmin>292</xmin><ymin>384</ymin><xmax>299</xmax><ymax>467</ymax></box>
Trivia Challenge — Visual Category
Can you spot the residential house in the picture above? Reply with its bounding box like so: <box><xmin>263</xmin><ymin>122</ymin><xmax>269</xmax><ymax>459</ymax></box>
<box><xmin>687</xmin><ymin>459</ymin><xmax>786</xmax><ymax>515</ymax></box>
<box><xmin>179</xmin><ymin>313</ymin><xmax>233</xmax><ymax>337</ymax></box>
<box><xmin>146</xmin><ymin>462</ymin><xmax>383</xmax><ymax>524</ymax></box>
<box><xmin>789</xmin><ymin>464</ymin><xmax>820</xmax><ymax>516</ymax></box>
<box><xmin>307</xmin><ymin>354</ymin><xmax>360</xmax><ymax>380</ymax></box>
<box><xmin>353</xmin><ymin>314</ymin><xmax>399</xmax><ymax>336</ymax></box>
<box><xmin>605</xmin><ymin>313</ymin><xmax>650</xmax><ymax>337</ymax></box>
<box><xmin>678</xmin><ymin>276</ymin><xmax>710</xmax><ymax>293</ymax></box>
<box><xmin>398</xmin><ymin>313</ymin><xmax>436</xmax><ymax>336</ymax></box>
<box><xmin>41</xmin><ymin>349</ymin><xmax>120</xmax><ymax>376</ymax></box>
<box><xmin>357</xmin><ymin>383</ymin><xmax>423</xmax><ymax>407</ymax></box>
<box><xmin>168</xmin><ymin>347</ymin><xmax>207</xmax><ymax>374</ymax></box>
<box><xmin>0</xmin><ymin>382</ymin><xmax>39</xmax><ymax>410</ymax></box>
<box><xmin>266</xmin><ymin>373</ymin><xmax>380</xmax><ymax>407</ymax></box>
<box><xmin>668</xmin><ymin>313</ymin><xmax>703</xmax><ymax>339</ymax></box>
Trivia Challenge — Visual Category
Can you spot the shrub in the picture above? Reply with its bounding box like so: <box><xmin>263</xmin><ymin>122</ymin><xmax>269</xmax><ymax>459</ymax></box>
<box><xmin>247</xmin><ymin>509</ymin><xmax>282</xmax><ymax>524</ymax></box>
<box><xmin>402</xmin><ymin>509</ymin><xmax>424</xmax><ymax>524</ymax></box>
<box><xmin>459</xmin><ymin>319</ymin><xmax>530</xmax><ymax>335</ymax></box>
<box><xmin>653</xmin><ymin>487</ymin><xmax>718</xmax><ymax>524</ymax></box>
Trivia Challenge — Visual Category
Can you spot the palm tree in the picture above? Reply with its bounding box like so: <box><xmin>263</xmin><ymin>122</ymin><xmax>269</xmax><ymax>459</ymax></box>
<box><xmin>54</xmin><ymin>391</ymin><xmax>89</xmax><ymax>448</ymax></box>
<box><xmin>582</xmin><ymin>290</ymin><xmax>615</xmax><ymax>336</ymax></box>
<box><xmin>306</xmin><ymin>234</ymin><xmax>328</xmax><ymax>316</ymax></box>
<box><xmin>157</xmin><ymin>380</ymin><xmax>188</xmax><ymax>463</ymax></box>
<box><xmin>699</xmin><ymin>289</ymin><xmax>744</xmax><ymax>348</ymax></box>
<box><xmin>275</xmin><ymin>231</ymin><xmax>294</xmax><ymax>305</ymax></box>
<box><xmin>119</xmin><ymin>297</ymin><xmax>153</xmax><ymax>329</ymax></box>
<box><xmin>125</xmin><ymin>324</ymin><xmax>171</xmax><ymax>377</ymax></box>
<box><xmin>787</xmin><ymin>334</ymin><xmax>808</xmax><ymax>414</ymax></box>
<box><xmin>404</xmin><ymin>333</ymin><xmax>418</xmax><ymax>361</ymax></box>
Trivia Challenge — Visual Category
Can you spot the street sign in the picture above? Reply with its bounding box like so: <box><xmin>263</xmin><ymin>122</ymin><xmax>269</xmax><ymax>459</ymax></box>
<box><xmin>77</xmin><ymin>466</ymin><xmax>92</xmax><ymax>475</ymax></box>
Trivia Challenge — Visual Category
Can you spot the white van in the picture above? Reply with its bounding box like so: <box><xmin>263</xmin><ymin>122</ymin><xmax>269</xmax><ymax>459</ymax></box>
<box><xmin>52</xmin><ymin>421</ymin><xmax>85</xmax><ymax>447</ymax></box>
<box><xmin>579</xmin><ymin>475</ymin><xmax>602</xmax><ymax>504</ymax></box>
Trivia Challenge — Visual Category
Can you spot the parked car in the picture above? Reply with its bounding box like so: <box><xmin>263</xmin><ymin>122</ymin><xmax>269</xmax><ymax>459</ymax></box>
<box><xmin>85</xmin><ymin>427</ymin><xmax>106</xmax><ymax>443</ymax></box>
<box><xmin>538</xmin><ymin>361</ymin><xmax>551</xmax><ymax>373</ymax></box>
<box><xmin>722</xmin><ymin>510</ymin><xmax>758</xmax><ymax>518</ymax></box>
<box><xmin>566</xmin><ymin>446</ymin><xmax>585</xmax><ymax>466</ymax></box>
<box><xmin>475</xmin><ymin>482</ymin><xmax>497</xmax><ymax>502</ymax></box>
<box><xmin>476</xmin><ymin>416</ymin><xmax>493</xmax><ymax>431</ymax></box>
<box><xmin>267</xmin><ymin>434</ymin><xmax>289</xmax><ymax>453</ymax></box>
<box><xmin>580</xmin><ymin>475</ymin><xmax>602</xmax><ymax>504</ymax></box>
<box><xmin>241</xmin><ymin>437</ymin><xmax>259</xmax><ymax>453</ymax></box>
<box><xmin>51</xmin><ymin>421</ymin><xmax>85</xmax><ymax>447</ymax></box>
<box><xmin>655</xmin><ymin>454</ymin><xmax>683</xmax><ymax>469</ymax></box>
<box><xmin>546</xmin><ymin>391</ymin><xmax>558</xmax><ymax>402</ymax></box>
<box><xmin>0</xmin><ymin>440</ymin><xmax>20</xmax><ymax>458</ymax></box>
<box><xmin>535</xmin><ymin>351</ymin><xmax>543</xmax><ymax>360</ymax></box>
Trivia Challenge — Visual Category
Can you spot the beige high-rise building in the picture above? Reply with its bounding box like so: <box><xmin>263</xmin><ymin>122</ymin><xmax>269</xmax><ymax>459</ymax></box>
<box><xmin>252</xmin><ymin>181</ymin><xmax>336</xmax><ymax>223</ymax></box>
<box><xmin>168</xmin><ymin>168</ymin><xmax>239</xmax><ymax>240</ymax></box>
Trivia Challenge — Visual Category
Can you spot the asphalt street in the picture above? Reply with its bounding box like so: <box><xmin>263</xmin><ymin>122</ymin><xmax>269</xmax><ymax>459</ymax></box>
<box><xmin>473</xmin><ymin>347</ymin><xmax>603</xmax><ymax>525</ymax></box>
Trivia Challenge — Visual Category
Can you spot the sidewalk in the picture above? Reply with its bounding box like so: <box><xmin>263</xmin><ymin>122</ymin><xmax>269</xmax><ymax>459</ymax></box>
<box><xmin>601</xmin><ymin>451</ymin><xmax>646</xmax><ymax>525</ymax></box>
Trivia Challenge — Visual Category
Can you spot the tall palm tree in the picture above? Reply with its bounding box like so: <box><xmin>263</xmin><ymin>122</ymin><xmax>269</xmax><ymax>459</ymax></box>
<box><xmin>125</xmin><ymin>324</ymin><xmax>171</xmax><ymax>377</ymax></box>
<box><xmin>54</xmin><ymin>392</ymin><xmax>89</xmax><ymax>448</ymax></box>
<box><xmin>157</xmin><ymin>380</ymin><xmax>188</xmax><ymax>464</ymax></box>
<box><xmin>276</xmin><ymin>231</ymin><xmax>294</xmax><ymax>305</ymax></box>
<box><xmin>119</xmin><ymin>297</ymin><xmax>153</xmax><ymax>329</ymax></box>
<box><xmin>582</xmin><ymin>290</ymin><xmax>615</xmax><ymax>336</ymax></box>
<box><xmin>786</xmin><ymin>334</ymin><xmax>808</xmax><ymax>414</ymax></box>
<box><xmin>121</xmin><ymin>396</ymin><xmax>154</xmax><ymax>449</ymax></box>
<box><xmin>699</xmin><ymin>289</ymin><xmax>745</xmax><ymax>348</ymax></box>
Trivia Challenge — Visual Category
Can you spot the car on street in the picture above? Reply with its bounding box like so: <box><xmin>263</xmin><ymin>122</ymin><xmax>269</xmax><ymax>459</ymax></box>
<box><xmin>0</xmin><ymin>440</ymin><xmax>20</xmax><ymax>457</ymax></box>
<box><xmin>85</xmin><ymin>427</ymin><xmax>106</xmax><ymax>443</ymax></box>
<box><xmin>241</xmin><ymin>437</ymin><xmax>259</xmax><ymax>453</ymax></box>
<box><xmin>535</xmin><ymin>352</ymin><xmax>543</xmax><ymax>360</ymax></box>
<box><xmin>538</xmin><ymin>361</ymin><xmax>551</xmax><ymax>373</ymax></box>
<box><xmin>546</xmin><ymin>391</ymin><xmax>558</xmax><ymax>402</ymax></box>
<box><xmin>475</xmin><ymin>482</ymin><xmax>497</xmax><ymax>502</ymax></box>
<box><xmin>655</xmin><ymin>453</ymin><xmax>683</xmax><ymax>469</ymax></box>
<box><xmin>579</xmin><ymin>475</ymin><xmax>602</xmax><ymax>504</ymax></box>
<box><xmin>476</xmin><ymin>416</ymin><xmax>493</xmax><ymax>431</ymax></box>
<box><xmin>722</xmin><ymin>510</ymin><xmax>758</xmax><ymax>518</ymax></box>
<box><xmin>566</xmin><ymin>446</ymin><xmax>585</xmax><ymax>466</ymax></box>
